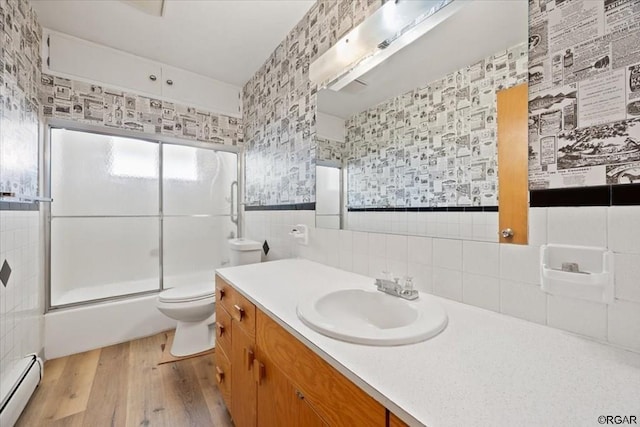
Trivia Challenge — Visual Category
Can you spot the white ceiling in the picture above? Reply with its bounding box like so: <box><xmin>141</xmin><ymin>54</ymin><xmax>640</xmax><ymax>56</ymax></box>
<box><xmin>318</xmin><ymin>0</ymin><xmax>529</xmax><ymax>119</ymax></box>
<box><xmin>31</xmin><ymin>0</ymin><xmax>315</xmax><ymax>87</ymax></box>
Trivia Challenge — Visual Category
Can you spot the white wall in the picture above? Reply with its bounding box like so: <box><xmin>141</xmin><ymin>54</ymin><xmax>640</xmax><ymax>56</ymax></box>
<box><xmin>316</xmin><ymin>166</ymin><xmax>341</xmax><ymax>230</ymax></box>
<box><xmin>0</xmin><ymin>211</ymin><xmax>44</xmax><ymax>374</ymax></box>
<box><xmin>316</xmin><ymin>112</ymin><xmax>346</xmax><ymax>142</ymax></box>
<box><xmin>245</xmin><ymin>207</ymin><xmax>640</xmax><ymax>353</ymax></box>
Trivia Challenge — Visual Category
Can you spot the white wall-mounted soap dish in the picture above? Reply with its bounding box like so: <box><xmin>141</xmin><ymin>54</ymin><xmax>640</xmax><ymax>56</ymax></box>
<box><xmin>540</xmin><ymin>244</ymin><xmax>614</xmax><ymax>304</ymax></box>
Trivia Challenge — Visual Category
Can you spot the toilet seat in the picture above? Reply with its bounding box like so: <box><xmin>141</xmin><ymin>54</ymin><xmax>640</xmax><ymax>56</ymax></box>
<box><xmin>159</xmin><ymin>282</ymin><xmax>215</xmax><ymax>303</ymax></box>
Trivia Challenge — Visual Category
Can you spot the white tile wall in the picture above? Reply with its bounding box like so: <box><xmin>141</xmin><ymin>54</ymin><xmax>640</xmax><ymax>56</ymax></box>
<box><xmin>547</xmin><ymin>207</ymin><xmax>608</xmax><ymax>247</ymax></box>
<box><xmin>608</xmin><ymin>300</ymin><xmax>640</xmax><ymax>352</ymax></box>
<box><xmin>462</xmin><ymin>241</ymin><xmax>499</xmax><ymax>277</ymax></box>
<box><xmin>433</xmin><ymin>238</ymin><xmax>462</xmax><ymax>270</ymax></box>
<box><xmin>499</xmin><ymin>244</ymin><xmax>540</xmax><ymax>285</ymax></box>
<box><xmin>547</xmin><ymin>294</ymin><xmax>608</xmax><ymax>341</ymax></box>
<box><xmin>0</xmin><ymin>210</ymin><xmax>44</xmax><ymax>379</ymax></box>
<box><xmin>613</xmin><ymin>253</ymin><xmax>640</xmax><ymax>303</ymax></box>
<box><xmin>500</xmin><ymin>279</ymin><xmax>547</xmax><ymax>324</ymax></box>
<box><xmin>463</xmin><ymin>273</ymin><xmax>500</xmax><ymax>311</ymax></box>
<box><xmin>432</xmin><ymin>267</ymin><xmax>463</xmax><ymax>301</ymax></box>
<box><xmin>245</xmin><ymin>206</ymin><xmax>640</xmax><ymax>353</ymax></box>
<box><xmin>346</xmin><ymin>211</ymin><xmax>499</xmax><ymax>242</ymax></box>
<box><xmin>608</xmin><ymin>206</ymin><xmax>640</xmax><ymax>254</ymax></box>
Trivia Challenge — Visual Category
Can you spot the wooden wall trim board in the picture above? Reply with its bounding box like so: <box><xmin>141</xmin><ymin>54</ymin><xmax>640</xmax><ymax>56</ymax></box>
<box><xmin>497</xmin><ymin>83</ymin><xmax>529</xmax><ymax>245</ymax></box>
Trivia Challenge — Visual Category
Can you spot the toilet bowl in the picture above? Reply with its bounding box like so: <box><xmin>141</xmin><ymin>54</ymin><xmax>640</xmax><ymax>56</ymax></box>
<box><xmin>156</xmin><ymin>282</ymin><xmax>216</xmax><ymax>357</ymax></box>
<box><xmin>157</xmin><ymin>239</ymin><xmax>262</xmax><ymax>357</ymax></box>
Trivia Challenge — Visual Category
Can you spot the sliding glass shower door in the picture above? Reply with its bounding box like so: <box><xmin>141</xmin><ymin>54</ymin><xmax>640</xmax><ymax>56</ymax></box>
<box><xmin>48</xmin><ymin>127</ymin><xmax>237</xmax><ymax>308</ymax></box>
<box><xmin>162</xmin><ymin>144</ymin><xmax>238</xmax><ymax>290</ymax></box>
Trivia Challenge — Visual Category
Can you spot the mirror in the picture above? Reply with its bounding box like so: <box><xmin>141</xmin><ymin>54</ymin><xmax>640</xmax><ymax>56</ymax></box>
<box><xmin>314</xmin><ymin>0</ymin><xmax>528</xmax><ymax>241</ymax></box>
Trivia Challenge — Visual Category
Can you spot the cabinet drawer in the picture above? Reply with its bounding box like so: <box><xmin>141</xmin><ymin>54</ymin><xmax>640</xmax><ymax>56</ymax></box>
<box><xmin>215</xmin><ymin>275</ymin><xmax>234</xmax><ymax>313</ymax></box>
<box><xmin>256</xmin><ymin>311</ymin><xmax>385</xmax><ymax>427</ymax></box>
<box><xmin>214</xmin><ymin>345</ymin><xmax>232</xmax><ymax>410</ymax></box>
<box><xmin>215</xmin><ymin>305</ymin><xmax>232</xmax><ymax>357</ymax></box>
<box><xmin>216</xmin><ymin>276</ymin><xmax>256</xmax><ymax>338</ymax></box>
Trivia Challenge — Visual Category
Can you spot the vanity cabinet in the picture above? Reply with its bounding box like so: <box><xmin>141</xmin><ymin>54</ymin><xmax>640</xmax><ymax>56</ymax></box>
<box><xmin>215</xmin><ymin>275</ymin><xmax>405</xmax><ymax>427</ymax></box>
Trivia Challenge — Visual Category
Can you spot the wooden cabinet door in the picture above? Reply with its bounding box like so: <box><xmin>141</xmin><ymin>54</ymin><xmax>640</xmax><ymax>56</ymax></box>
<box><xmin>256</xmin><ymin>311</ymin><xmax>385</xmax><ymax>427</ymax></box>
<box><xmin>231</xmin><ymin>321</ymin><xmax>257</xmax><ymax>427</ymax></box>
<box><xmin>497</xmin><ymin>83</ymin><xmax>529</xmax><ymax>245</ymax></box>
<box><xmin>214</xmin><ymin>345</ymin><xmax>232</xmax><ymax>411</ymax></box>
<box><xmin>297</xmin><ymin>393</ymin><xmax>328</xmax><ymax>427</ymax></box>
<box><xmin>255</xmin><ymin>352</ymin><xmax>296</xmax><ymax>427</ymax></box>
<box><xmin>255</xmin><ymin>350</ymin><xmax>327</xmax><ymax>427</ymax></box>
<box><xmin>388</xmin><ymin>411</ymin><xmax>410</xmax><ymax>427</ymax></box>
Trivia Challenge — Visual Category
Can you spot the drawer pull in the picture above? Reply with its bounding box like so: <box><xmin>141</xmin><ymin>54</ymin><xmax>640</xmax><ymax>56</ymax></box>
<box><xmin>254</xmin><ymin>360</ymin><xmax>265</xmax><ymax>385</ymax></box>
<box><xmin>149</xmin><ymin>74</ymin><xmax>157</xmax><ymax>81</ymax></box>
<box><xmin>216</xmin><ymin>322</ymin><xmax>225</xmax><ymax>337</ymax></box>
<box><xmin>233</xmin><ymin>304</ymin><xmax>245</xmax><ymax>321</ymax></box>
<box><xmin>244</xmin><ymin>348</ymin><xmax>254</xmax><ymax>371</ymax></box>
<box><xmin>166</xmin><ymin>79</ymin><xmax>174</xmax><ymax>86</ymax></box>
<box><xmin>218</xmin><ymin>288</ymin><xmax>225</xmax><ymax>300</ymax></box>
<box><xmin>295</xmin><ymin>390</ymin><xmax>305</xmax><ymax>400</ymax></box>
<box><xmin>215</xmin><ymin>366</ymin><xmax>224</xmax><ymax>384</ymax></box>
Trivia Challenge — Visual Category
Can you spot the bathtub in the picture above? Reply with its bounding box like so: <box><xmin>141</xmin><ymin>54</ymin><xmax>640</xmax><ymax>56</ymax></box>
<box><xmin>45</xmin><ymin>271</ymin><xmax>216</xmax><ymax>359</ymax></box>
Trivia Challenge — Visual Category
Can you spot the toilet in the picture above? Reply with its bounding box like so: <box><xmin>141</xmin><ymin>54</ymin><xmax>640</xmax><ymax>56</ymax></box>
<box><xmin>156</xmin><ymin>238</ymin><xmax>262</xmax><ymax>357</ymax></box>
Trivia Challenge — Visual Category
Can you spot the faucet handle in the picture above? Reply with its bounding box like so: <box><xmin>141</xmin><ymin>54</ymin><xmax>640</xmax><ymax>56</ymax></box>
<box><xmin>403</xmin><ymin>276</ymin><xmax>414</xmax><ymax>292</ymax></box>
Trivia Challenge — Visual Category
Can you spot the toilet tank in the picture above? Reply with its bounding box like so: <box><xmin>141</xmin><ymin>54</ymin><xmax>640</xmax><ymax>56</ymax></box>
<box><xmin>228</xmin><ymin>238</ymin><xmax>262</xmax><ymax>266</ymax></box>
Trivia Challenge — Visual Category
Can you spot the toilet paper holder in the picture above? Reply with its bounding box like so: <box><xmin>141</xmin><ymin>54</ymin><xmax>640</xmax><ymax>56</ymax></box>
<box><xmin>289</xmin><ymin>224</ymin><xmax>309</xmax><ymax>246</ymax></box>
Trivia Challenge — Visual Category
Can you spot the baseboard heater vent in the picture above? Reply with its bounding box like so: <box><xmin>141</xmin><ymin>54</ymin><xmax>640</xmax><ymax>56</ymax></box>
<box><xmin>0</xmin><ymin>354</ymin><xmax>43</xmax><ymax>426</ymax></box>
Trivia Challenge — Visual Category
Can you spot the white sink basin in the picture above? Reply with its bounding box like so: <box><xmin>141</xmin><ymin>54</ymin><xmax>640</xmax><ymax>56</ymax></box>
<box><xmin>296</xmin><ymin>289</ymin><xmax>448</xmax><ymax>346</ymax></box>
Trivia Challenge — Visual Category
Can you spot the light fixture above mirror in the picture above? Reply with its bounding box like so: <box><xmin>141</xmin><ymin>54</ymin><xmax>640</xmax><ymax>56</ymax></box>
<box><xmin>309</xmin><ymin>0</ymin><xmax>462</xmax><ymax>91</ymax></box>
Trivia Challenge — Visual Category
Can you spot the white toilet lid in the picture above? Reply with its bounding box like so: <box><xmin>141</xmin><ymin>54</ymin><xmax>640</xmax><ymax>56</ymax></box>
<box><xmin>159</xmin><ymin>282</ymin><xmax>215</xmax><ymax>303</ymax></box>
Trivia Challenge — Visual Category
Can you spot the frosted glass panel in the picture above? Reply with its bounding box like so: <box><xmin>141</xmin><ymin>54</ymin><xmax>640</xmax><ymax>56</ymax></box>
<box><xmin>163</xmin><ymin>216</ymin><xmax>235</xmax><ymax>289</ymax></box>
<box><xmin>51</xmin><ymin>128</ymin><xmax>159</xmax><ymax>216</ymax></box>
<box><xmin>163</xmin><ymin>145</ymin><xmax>237</xmax><ymax>215</ymax></box>
<box><xmin>51</xmin><ymin>217</ymin><xmax>159</xmax><ymax>305</ymax></box>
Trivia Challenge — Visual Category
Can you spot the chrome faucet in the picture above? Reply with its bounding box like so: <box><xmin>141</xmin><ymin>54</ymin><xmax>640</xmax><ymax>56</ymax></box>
<box><xmin>375</xmin><ymin>275</ymin><xmax>419</xmax><ymax>300</ymax></box>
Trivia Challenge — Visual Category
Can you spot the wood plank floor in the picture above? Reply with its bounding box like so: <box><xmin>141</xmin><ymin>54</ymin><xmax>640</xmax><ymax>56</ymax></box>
<box><xmin>16</xmin><ymin>331</ymin><xmax>233</xmax><ymax>427</ymax></box>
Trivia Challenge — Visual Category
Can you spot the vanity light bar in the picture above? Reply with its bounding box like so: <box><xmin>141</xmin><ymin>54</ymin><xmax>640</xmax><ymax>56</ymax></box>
<box><xmin>309</xmin><ymin>0</ymin><xmax>464</xmax><ymax>91</ymax></box>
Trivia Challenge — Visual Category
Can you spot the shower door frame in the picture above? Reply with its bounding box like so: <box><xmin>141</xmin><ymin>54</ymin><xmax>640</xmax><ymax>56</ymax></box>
<box><xmin>43</xmin><ymin>118</ymin><xmax>244</xmax><ymax>312</ymax></box>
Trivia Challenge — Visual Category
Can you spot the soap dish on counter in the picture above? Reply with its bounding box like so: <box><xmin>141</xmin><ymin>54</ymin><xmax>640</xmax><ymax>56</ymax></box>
<box><xmin>540</xmin><ymin>244</ymin><xmax>614</xmax><ymax>304</ymax></box>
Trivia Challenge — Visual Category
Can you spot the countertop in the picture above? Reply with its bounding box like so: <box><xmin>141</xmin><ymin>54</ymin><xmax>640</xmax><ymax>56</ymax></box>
<box><xmin>216</xmin><ymin>259</ymin><xmax>640</xmax><ymax>427</ymax></box>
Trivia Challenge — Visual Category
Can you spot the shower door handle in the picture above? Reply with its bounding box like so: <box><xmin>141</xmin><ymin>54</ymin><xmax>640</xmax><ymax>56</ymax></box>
<box><xmin>230</xmin><ymin>181</ymin><xmax>238</xmax><ymax>225</ymax></box>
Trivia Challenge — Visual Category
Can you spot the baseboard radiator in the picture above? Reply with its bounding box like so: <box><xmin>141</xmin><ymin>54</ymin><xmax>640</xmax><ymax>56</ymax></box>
<box><xmin>0</xmin><ymin>354</ymin><xmax>43</xmax><ymax>427</ymax></box>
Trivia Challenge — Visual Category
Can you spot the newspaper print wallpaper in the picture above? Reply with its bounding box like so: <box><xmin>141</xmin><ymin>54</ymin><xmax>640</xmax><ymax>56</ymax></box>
<box><xmin>242</xmin><ymin>0</ymin><xmax>384</xmax><ymax>206</ymax></box>
<box><xmin>528</xmin><ymin>0</ymin><xmax>640</xmax><ymax>189</ymax></box>
<box><xmin>0</xmin><ymin>0</ymin><xmax>41</xmax><ymax>197</ymax></box>
<box><xmin>316</xmin><ymin>135</ymin><xmax>347</xmax><ymax>164</ymax></box>
<box><xmin>40</xmin><ymin>74</ymin><xmax>243</xmax><ymax>146</ymax></box>
<box><xmin>345</xmin><ymin>42</ymin><xmax>528</xmax><ymax>208</ymax></box>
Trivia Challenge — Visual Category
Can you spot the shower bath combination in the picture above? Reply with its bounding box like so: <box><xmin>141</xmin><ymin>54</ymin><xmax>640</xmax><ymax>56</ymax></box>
<box><xmin>44</xmin><ymin>122</ymin><xmax>240</xmax><ymax>310</ymax></box>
